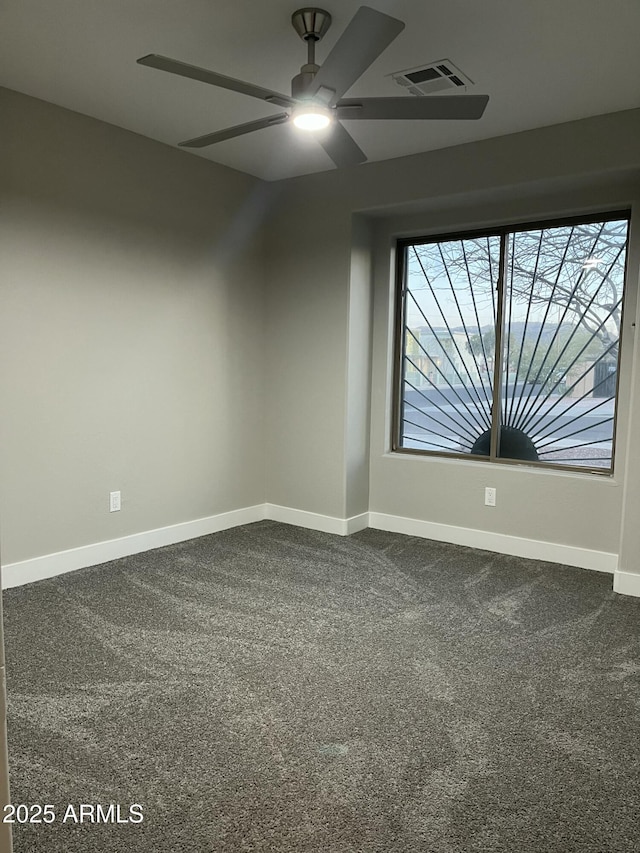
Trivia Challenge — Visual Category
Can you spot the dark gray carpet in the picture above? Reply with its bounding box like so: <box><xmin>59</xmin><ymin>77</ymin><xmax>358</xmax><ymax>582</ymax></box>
<box><xmin>3</xmin><ymin>520</ymin><xmax>640</xmax><ymax>852</ymax></box>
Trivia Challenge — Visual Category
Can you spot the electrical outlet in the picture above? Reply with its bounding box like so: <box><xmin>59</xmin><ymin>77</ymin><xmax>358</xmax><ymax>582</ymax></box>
<box><xmin>484</xmin><ymin>487</ymin><xmax>497</xmax><ymax>507</ymax></box>
<box><xmin>109</xmin><ymin>490</ymin><xmax>121</xmax><ymax>512</ymax></box>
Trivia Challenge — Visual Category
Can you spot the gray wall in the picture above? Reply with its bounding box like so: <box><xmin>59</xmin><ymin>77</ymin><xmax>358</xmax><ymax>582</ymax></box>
<box><xmin>2</xmin><ymin>85</ymin><xmax>640</xmax><ymax>571</ymax></box>
<box><xmin>264</xmin><ymin>204</ymin><xmax>354</xmax><ymax>516</ymax></box>
<box><xmin>265</xmin><ymin>109</ymin><xmax>640</xmax><ymax>556</ymax></box>
<box><xmin>0</xmin><ymin>87</ymin><xmax>268</xmax><ymax>567</ymax></box>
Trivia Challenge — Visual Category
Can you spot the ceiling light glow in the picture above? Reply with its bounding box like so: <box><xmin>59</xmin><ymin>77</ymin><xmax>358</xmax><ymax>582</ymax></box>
<box><xmin>292</xmin><ymin>104</ymin><xmax>332</xmax><ymax>131</ymax></box>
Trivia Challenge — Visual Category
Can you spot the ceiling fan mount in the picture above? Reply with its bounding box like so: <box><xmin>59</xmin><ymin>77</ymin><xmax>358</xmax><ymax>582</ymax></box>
<box><xmin>137</xmin><ymin>5</ymin><xmax>489</xmax><ymax>168</ymax></box>
<box><xmin>290</xmin><ymin>8</ymin><xmax>332</xmax><ymax>44</ymax></box>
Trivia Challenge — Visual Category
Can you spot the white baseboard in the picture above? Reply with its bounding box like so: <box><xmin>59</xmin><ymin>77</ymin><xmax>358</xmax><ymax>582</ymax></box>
<box><xmin>613</xmin><ymin>570</ymin><xmax>640</xmax><ymax>597</ymax></box>
<box><xmin>368</xmin><ymin>511</ymin><xmax>617</xmax><ymax>574</ymax></box>
<box><xmin>345</xmin><ymin>513</ymin><xmax>370</xmax><ymax>535</ymax></box>
<box><xmin>1</xmin><ymin>504</ymin><xmax>266</xmax><ymax>589</ymax></box>
<box><xmin>2</xmin><ymin>503</ymin><xmax>621</xmax><ymax>591</ymax></box>
<box><xmin>264</xmin><ymin>504</ymin><xmax>369</xmax><ymax>536</ymax></box>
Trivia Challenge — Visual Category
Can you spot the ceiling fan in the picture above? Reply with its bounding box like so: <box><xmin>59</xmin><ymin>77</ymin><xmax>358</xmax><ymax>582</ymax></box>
<box><xmin>137</xmin><ymin>5</ymin><xmax>489</xmax><ymax>168</ymax></box>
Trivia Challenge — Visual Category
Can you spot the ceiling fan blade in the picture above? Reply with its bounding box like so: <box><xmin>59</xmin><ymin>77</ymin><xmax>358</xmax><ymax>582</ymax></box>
<box><xmin>137</xmin><ymin>54</ymin><xmax>295</xmax><ymax>108</ymax></box>
<box><xmin>310</xmin><ymin>6</ymin><xmax>404</xmax><ymax>106</ymax></box>
<box><xmin>179</xmin><ymin>113</ymin><xmax>289</xmax><ymax>148</ymax></box>
<box><xmin>336</xmin><ymin>94</ymin><xmax>490</xmax><ymax>121</ymax></box>
<box><xmin>318</xmin><ymin>121</ymin><xmax>367</xmax><ymax>168</ymax></box>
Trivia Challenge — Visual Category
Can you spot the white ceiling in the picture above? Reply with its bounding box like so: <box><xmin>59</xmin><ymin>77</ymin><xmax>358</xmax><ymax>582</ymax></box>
<box><xmin>1</xmin><ymin>1</ymin><xmax>639</xmax><ymax>182</ymax></box>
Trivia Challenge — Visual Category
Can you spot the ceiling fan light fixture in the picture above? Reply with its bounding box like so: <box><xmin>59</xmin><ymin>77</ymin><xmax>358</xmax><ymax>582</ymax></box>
<box><xmin>291</xmin><ymin>103</ymin><xmax>332</xmax><ymax>130</ymax></box>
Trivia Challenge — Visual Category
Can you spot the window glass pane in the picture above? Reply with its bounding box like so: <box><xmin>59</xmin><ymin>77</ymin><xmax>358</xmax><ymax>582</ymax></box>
<box><xmin>396</xmin><ymin>213</ymin><xmax>630</xmax><ymax>473</ymax></box>
<box><xmin>499</xmin><ymin>218</ymin><xmax>628</xmax><ymax>470</ymax></box>
<box><xmin>399</xmin><ymin>236</ymin><xmax>501</xmax><ymax>454</ymax></box>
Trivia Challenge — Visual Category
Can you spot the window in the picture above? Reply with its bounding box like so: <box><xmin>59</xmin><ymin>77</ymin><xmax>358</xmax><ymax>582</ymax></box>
<box><xmin>393</xmin><ymin>211</ymin><xmax>630</xmax><ymax>473</ymax></box>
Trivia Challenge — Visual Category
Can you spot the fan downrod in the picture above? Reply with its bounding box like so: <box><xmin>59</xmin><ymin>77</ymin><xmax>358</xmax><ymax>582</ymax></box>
<box><xmin>290</xmin><ymin>8</ymin><xmax>332</xmax><ymax>98</ymax></box>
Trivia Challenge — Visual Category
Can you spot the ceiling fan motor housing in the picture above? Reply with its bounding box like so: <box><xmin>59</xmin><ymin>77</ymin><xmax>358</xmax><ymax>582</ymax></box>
<box><xmin>291</xmin><ymin>65</ymin><xmax>320</xmax><ymax>99</ymax></box>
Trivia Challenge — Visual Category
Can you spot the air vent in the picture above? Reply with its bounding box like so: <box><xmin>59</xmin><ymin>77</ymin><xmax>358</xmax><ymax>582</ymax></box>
<box><xmin>388</xmin><ymin>59</ymin><xmax>474</xmax><ymax>96</ymax></box>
